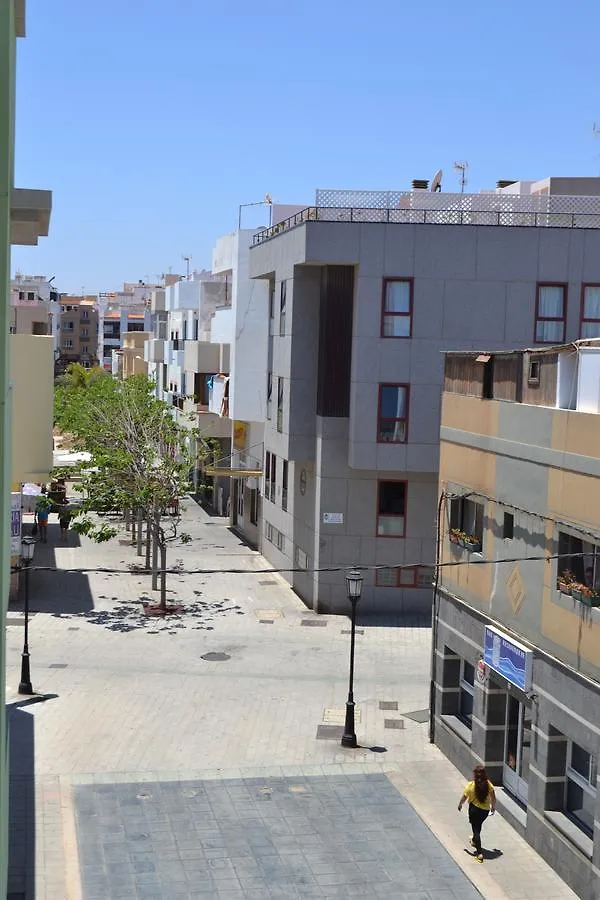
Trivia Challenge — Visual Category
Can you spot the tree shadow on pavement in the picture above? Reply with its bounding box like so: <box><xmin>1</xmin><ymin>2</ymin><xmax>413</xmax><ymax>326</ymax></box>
<box><xmin>53</xmin><ymin>594</ymin><xmax>245</xmax><ymax>634</ymax></box>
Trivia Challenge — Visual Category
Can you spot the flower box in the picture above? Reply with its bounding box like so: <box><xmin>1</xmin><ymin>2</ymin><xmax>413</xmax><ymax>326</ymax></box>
<box><xmin>464</xmin><ymin>537</ymin><xmax>482</xmax><ymax>553</ymax></box>
<box><xmin>571</xmin><ymin>587</ymin><xmax>584</xmax><ymax>603</ymax></box>
<box><xmin>449</xmin><ymin>531</ymin><xmax>459</xmax><ymax>545</ymax></box>
<box><xmin>557</xmin><ymin>581</ymin><xmax>572</xmax><ymax>595</ymax></box>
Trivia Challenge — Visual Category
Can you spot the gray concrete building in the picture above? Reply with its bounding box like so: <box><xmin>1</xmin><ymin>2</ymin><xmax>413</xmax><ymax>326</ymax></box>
<box><xmin>249</xmin><ymin>181</ymin><xmax>600</xmax><ymax>615</ymax></box>
<box><xmin>434</xmin><ymin>344</ymin><xmax>600</xmax><ymax>900</ymax></box>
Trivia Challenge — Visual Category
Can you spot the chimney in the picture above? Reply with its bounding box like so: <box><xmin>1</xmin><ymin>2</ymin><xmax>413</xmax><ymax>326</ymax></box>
<box><xmin>412</xmin><ymin>179</ymin><xmax>429</xmax><ymax>190</ymax></box>
<box><xmin>497</xmin><ymin>180</ymin><xmax>517</xmax><ymax>189</ymax></box>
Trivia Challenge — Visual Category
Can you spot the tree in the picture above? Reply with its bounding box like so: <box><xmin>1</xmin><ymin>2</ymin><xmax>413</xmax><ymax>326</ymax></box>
<box><xmin>56</xmin><ymin>373</ymin><xmax>196</xmax><ymax>611</ymax></box>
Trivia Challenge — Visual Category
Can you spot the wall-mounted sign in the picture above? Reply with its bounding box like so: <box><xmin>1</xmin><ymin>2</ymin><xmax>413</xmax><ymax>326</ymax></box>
<box><xmin>10</xmin><ymin>493</ymin><xmax>21</xmax><ymax>555</ymax></box>
<box><xmin>233</xmin><ymin>420</ymin><xmax>247</xmax><ymax>450</ymax></box>
<box><xmin>299</xmin><ymin>469</ymin><xmax>307</xmax><ymax>496</ymax></box>
<box><xmin>322</xmin><ymin>512</ymin><xmax>343</xmax><ymax>525</ymax></box>
<box><xmin>484</xmin><ymin>625</ymin><xmax>532</xmax><ymax>692</ymax></box>
<box><xmin>476</xmin><ymin>659</ymin><xmax>487</xmax><ymax>685</ymax></box>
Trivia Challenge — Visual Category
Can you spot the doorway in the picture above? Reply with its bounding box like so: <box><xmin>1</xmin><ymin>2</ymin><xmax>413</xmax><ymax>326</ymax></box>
<box><xmin>503</xmin><ymin>695</ymin><xmax>531</xmax><ymax>805</ymax></box>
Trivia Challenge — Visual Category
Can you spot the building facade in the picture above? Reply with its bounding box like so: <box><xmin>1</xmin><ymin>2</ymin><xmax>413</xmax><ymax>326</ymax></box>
<box><xmin>56</xmin><ymin>294</ymin><xmax>99</xmax><ymax>373</ymax></box>
<box><xmin>433</xmin><ymin>344</ymin><xmax>600</xmax><ymax>899</ymax></box>
<box><xmin>249</xmin><ymin>184</ymin><xmax>600</xmax><ymax>614</ymax></box>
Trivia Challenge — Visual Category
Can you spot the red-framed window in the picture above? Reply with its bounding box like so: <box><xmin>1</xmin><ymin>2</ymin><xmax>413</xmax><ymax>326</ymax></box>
<box><xmin>376</xmin><ymin>480</ymin><xmax>407</xmax><ymax>537</ymax></box>
<box><xmin>381</xmin><ymin>278</ymin><xmax>413</xmax><ymax>338</ymax></box>
<box><xmin>534</xmin><ymin>283</ymin><xmax>566</xmax><ymax>344</ymax></box>
<box><xmin>377</xmin><ymin>384</ymin><xmax>409</xmax><ymax>443</ymax></box>
<box><xmin>580</xmin><ymin>284</ymin><xmax>600</xmax><ymax>338</ymax></box>
<box><xmin>375</xmin><ymin>566</ymin><xmax>434</xmax><ymax>588</ymax></box>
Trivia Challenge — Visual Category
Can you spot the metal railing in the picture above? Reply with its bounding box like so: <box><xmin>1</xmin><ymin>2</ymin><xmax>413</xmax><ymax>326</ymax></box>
<box><xmin>252</xmin><ymin>205</ymin><xmax>600</xmax><ymax>246</ymax></box>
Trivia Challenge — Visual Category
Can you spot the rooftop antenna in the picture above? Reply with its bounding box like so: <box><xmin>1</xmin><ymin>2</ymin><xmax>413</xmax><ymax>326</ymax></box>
<box><xmin>430</xmin><ymin>169</ymin><xmax>443</xmax><ymax>192</ymax></box>
<box><xmin>182</xmin><ymin>255</ymin><xmax>192</xmax><ymax>280</ymax></box>
<box><xmin>453</xmin><ymin>161</ymin><xmax>468</xmax><ymax>193</ymax></box>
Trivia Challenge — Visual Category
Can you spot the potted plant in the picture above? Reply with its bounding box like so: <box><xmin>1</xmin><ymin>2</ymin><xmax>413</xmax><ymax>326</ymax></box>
<box><xmin>449</xmin><ymin>528</ymin><xmax>461</xmax><ymax>545</ymax></box>
<box><xmin>457</xmin><ymin>531</ymin><xmax>467</xmax><ymax>548</ymax></box>
<box><xmin>579</xmin><ymin>585</ymin><xmax>600</xmax><ymax>607</ymax></box>
<box><xmin>571</xmin><ymin>582</ymin><xmax>585</xmax><ymax>602</ymax></box>
<box><xmin>463</xmin><ymin>534</ymin><xmax>482</xmax><ymax>553</ymax></box>
<box><xmin>557</xmin><ymin>570</ymin><xmax>575</xmax><ymax>594</ymax></box>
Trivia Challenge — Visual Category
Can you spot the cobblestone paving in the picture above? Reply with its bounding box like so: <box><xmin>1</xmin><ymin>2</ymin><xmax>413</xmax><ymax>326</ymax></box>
<box><xmin>74</xmin><ymin>773</ymin><xmax>481</xmax><ymax>900</ymax></box>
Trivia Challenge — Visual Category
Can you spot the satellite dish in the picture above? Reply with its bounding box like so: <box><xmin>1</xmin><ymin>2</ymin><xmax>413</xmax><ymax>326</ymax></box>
<box><xmin>431</xmin><ymin>169</ymin><xmax>443</xmax><ymax>192</ymax></box>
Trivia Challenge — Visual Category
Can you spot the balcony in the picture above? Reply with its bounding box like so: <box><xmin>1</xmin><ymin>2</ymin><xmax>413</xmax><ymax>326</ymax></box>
<box><xmin>205</xmin><ymin>447</ymin><xmax>263</xmax><ymax>478</ymax></box>
<box><xmin>183</xmin><ymin>340</ymin><xmax>223</xmax><ymax>374</ymax></box>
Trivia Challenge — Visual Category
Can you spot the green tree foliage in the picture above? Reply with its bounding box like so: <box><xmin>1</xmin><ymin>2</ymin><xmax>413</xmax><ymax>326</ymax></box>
<box><xmin>55</xmin><ymin>373</ymin><xmax>198</xmax><ymax>608</ymax></box>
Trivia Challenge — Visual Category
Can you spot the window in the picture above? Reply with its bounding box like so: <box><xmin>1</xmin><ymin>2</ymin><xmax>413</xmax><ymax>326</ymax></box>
<box><xmin>377</xmin><ymin>384</ymin><xmax>409</xmax><ymax>442</ymax></box>
<box><xmin>503</xmin><ymin>512</ymin><xmax>514</xmax><ymax>540</ymax></box>
<box><xmin>81</xmin><ymin>328</ymin><xmax>88</xmax><ymax>337</ymax></box>
<box><xmin>528</xmin><ymin>359</ymin><xmax>540</xmax><ymax>385</ymax></box>
<box><xmin>193</xmin><ymin>318</ymin><xmax>199</xmax><ymax>340</ymax></box>
<box><xmin>279</xmin><ymin>280</ymin><xmax>287</xmax><ymax>336</ymax></box>
<box><xmin>265</xmin><ymin>451</ymin><xmax>271</xmax><ymax>500</ymax></box>
<box><xmin>566</xmin><ymin>742</ymin><xmax>597</xmax><ymax>837</ymax></box>
<box><xmin>534</xmin><ymin>283</ymin><xmax>566</xmax><ymax>344</ymax></box>
<box><xmin>557</xmin><ymin>529</ymin><xmax>600</xmax><ymax>593</ymax></box>
<box><xmin>271</xmin><ymin>452</ymin><xmax>276</xmax><ymax>501</ymax></box>
<box><xmin>282</xmin><ymin>460</ymin><xmax>288</xmax><ymax>511</ymax></box>
<box><xmin>81</xmin><ymin>309</ymin><xmax>89</xmax><ymax>321</ymax></box>
<box><xmin>269</xmin><ymin>281</ymin><xmax>275</xmax><ymax>320</ymax></box>
<box><xmin>63</xmin><ymin>338</ymin><xmax>73</xmax><ymax>348</ymax></box>
<box><xmin>277</xmin><ymin>377</ymin><xmax>284</xmax><ymax>433</ymax></box>
<box><xmin>266</xmin><ymin>372</ymin><xmax>272</xmax><ymax>420</ymax></box>
<box><xmin>64</xmin><ymin>321</ymin><xmax>74</xmax><ymax>331</ymax></box>
<box><xmin>377</xmin><ymin>481</ymin><xmax>406</xmax><ymax>537</ymax></box>
<box><xmin>81</xmin><ymin>345</ymin><xmax>88</xmax><ymax>355</ymax></box>
<box><xmin>381</xmin><ymin>278</ymin><xmax>412</xmax><ymax>338</ymax></box>
<box><xmin>276</xmin><ymin>530</ymin><xmax>285</xmax><ymax>552</ymax></box>
<box><xmin>375</xmin><ymin>566</ymin><xmax>433</xmax><ymax>588</ymax></box>
<box><xmin>27</xmin><ymin>291</ymin><xmax>35</xmax><ymax>302</ymax></box>
<box><xmin>449</xmin><ymin>496</ymin><xmax>484</xmax><ymax>551</ymax></box>
<box><xmin>249</xmin><ymin>489</ymin><xmax>258</xmax><ymax>526</ymax></box>
<box><xmin>580</xmin><ymin>285</ymin><xmax>600</xmax><ymax>338</ymax></box>
<box><xmin>265</xmin><ymin>520</ymin><xmax>273</xmax><ymax>542</ymax></box>
<box><xmin>19</xmin><ymin>291</ymin><xmax>24</xmax><ymax>301</ymax></box>
<box><xmin>295</xmin><ymin>547</ymin><xmax>308</xmax><ymax>570</ymax></box>
<box><xmin>458</xmin><ymin>660</ymin><xmax>475</xmax><ymax>729</ymax></box>
<box><xmin>31</xmin><ymin>322</ymin><xmax>47</xmax><ymax>335</ymax></box>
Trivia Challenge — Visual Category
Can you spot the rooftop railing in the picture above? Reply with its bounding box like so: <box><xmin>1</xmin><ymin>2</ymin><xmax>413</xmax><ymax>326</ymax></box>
<box><xmin>252</xmin><ymin>193</ymin><xmax>600</xmax><ymax>245</ymax></box>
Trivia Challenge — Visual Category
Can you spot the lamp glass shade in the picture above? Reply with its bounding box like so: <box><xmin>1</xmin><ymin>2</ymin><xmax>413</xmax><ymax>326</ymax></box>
<box><xmin>345</xmin><ymin>569</ymin><xmax>363</xmax><ymax>600</ymax></box>
<box><xmin>21</xmin><ymin>537</ymin><xmax>35</xmax><ymax>562</ymax></box>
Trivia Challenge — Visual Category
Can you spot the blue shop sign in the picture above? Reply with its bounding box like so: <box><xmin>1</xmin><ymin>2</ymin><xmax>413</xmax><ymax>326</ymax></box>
<box><xmin>484</xmin><ymin>625</ymin><xmax>533</xmax><ymax>692</ymax></box>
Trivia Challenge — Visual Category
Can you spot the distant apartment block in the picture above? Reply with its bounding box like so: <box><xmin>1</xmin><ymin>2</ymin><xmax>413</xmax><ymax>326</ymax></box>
<box><xmin>248</xmin><ymin>178</ymin><xmax>600</xmax><ymax>614</ymax></box>
<box><xmin>56</xmin><ymin>294</ymin><xmax>99</xmax><ymax>373</ymax></box>
<box><xmin>433</xmin><ymin>342</ymin><xmax>600</xmax><ymax>899</ymax></box>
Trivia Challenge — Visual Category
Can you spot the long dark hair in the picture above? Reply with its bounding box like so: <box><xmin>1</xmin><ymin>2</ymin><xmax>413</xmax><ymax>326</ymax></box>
<box><xmin>473</xmin><ymin>765</ymin><xmax>489</xmax><ymax>803</ymax></box>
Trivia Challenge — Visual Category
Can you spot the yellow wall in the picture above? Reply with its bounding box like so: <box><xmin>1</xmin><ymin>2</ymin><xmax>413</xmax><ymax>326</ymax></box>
<box><xmin>10</xmin><ymin>334</ymin><xmax>54</xmax><ymax>482</ymax></box>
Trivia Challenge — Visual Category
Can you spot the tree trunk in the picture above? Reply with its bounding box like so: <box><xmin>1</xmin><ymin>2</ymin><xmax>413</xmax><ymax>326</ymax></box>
<box><xmin>124</xmin><ymin>507</ymin><xmax>131</xmax><ymax>532</ymax></box>
<box><xmin>131</xmin><ymin>509</ymin><xmax>136</xmax><ymax>543</ymax></box>
<box><xmin>145</xmin><ymin>516</ymin><xmax>151</xmax><ymax>570</ymax></box>
<box><xmin>159</xmin><ymin>542</ymin><xmax>167</xmax><ymax>610</ymax></box>
<box><xmin>152</xmin><ymin>510</ymin><xmax>159</xmax><ymax>591</ymax></box>
<box><xmin>136</xmin><ymin>508</ymin><xmax>143</xmax><ymax>557</ymax></box>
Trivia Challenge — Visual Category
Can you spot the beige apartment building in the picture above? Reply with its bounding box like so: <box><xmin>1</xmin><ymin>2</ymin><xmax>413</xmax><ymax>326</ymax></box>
<box><xmin>433</xmin><ymin>343</ymin><xmax>600</xmax><ymax>899</ymax></box>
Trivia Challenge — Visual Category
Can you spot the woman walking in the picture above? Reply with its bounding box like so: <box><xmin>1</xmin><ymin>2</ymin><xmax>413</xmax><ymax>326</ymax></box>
<box><xmin>458</xmin><ymin>765</ymin><xmax>496</xmax><ymax>862</ymax></box>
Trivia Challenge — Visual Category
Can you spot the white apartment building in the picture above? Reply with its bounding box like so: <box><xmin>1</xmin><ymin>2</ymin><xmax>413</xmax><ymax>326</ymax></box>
<box><xmin>10</xmin><ymin>273</ymin><xmax>60</xmax><ymax>354</ymax></box>
<box><xmin>248</xmin><ymin>177</ymin><xmax>600</xmax><ymax>615</ymax></box>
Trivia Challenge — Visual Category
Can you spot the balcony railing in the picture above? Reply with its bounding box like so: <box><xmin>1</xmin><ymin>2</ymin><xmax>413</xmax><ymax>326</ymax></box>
<box><xmin>252</xmin><ymin>196</ymin><xmax>600</xmax><ymax>245</ymax></box>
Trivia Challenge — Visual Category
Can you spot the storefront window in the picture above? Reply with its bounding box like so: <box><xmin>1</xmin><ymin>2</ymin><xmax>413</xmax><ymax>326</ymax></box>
<box><xmin>566</xmin><ymin>742</ymin><xmax>597</xmax><ymax>837</ymax></box>
<box><xmin>458</xmin><ymin>660</ymin><xmax>474</xmax><ymax>728</ymax></box>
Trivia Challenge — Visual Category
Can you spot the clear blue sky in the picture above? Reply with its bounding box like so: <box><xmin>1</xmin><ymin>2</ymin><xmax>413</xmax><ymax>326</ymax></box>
<box><xmin>12</xmin><ymin>0</ymin><xmax>600</xmax><ymax>293</ymax></box>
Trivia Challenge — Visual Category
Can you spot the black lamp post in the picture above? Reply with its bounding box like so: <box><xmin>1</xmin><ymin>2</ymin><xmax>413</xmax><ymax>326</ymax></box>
<box><xmin>341</xmin><ymin>568</ymin><xmax>363</xmax><ymax>748</ymax></box>
<box><xmin>18</xmin><ymin>536</ymin><xmax>36</xmax><ymax>695</ymax></box>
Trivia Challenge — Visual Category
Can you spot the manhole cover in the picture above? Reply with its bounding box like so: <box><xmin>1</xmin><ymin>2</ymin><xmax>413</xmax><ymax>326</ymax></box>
<box><xmin>301</xmin><ymin>619</ymin><xmax>327</xmax><ymax>627</ymax></box>
<box><xmin>200</xmin><ymin>652</ymin><xmax>231</xmax><ymax>662</ymax></box>
<box><xmin>258</xmin><ymin>579</ymin><xmax>278</xmax><ymax>585</ymax></box>
<box><xmin>316</xmin><ymin>724</ymin><xmax>344</xmax><ymax>740</ymax></box>
<box><xmin>341</xmin><ymin>628</ymin><xmax>364</xmax><ymax>635</ymax></box>
<box><xmin>259</xmin><ymin>619</ymin><xmax>274</xmax><ymax>624</ymax></box>
<box><xmin>49</xmin><ymin>663</ymin><xmax>67</xmax><ymax>669</ymax></box>
<box><xmin>384</xmin><ymin>719</ymin><xmax>404</xmax><ymax>730</ymax></box>
<box><xmin>403</xmin><ymin>708</ymin><xmax>430</xmax><ymax>723</ymax></box>
<box><xmin>379</xmin><ymin>701</ymin><xmax>398</xmax><ymax>711</ymax></box>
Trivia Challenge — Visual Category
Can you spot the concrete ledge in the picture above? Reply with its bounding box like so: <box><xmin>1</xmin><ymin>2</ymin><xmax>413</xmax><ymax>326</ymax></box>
<box><xmin>544</xmin><ymin>810</ymin><xmax>593</xmax><ymax>859</ymax></box>
<box><xmin>496</xmin><ymin>787</ymin><xmax>527</xmax><ymax>836</ymax></box>
<box><xmin>440</xmin><ymin>714</ymin><xmax>472</xmax><ymax>746</ymax></box>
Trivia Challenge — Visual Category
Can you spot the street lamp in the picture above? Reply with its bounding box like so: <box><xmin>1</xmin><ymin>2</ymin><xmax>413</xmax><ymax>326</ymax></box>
<box><xmin>341</xmin><ymin>568</ymin><xmax>363</xmax><ymax>748</ymax></box>
<box><xmin>18</xmin><ymin>536</ymin><xmax>36</xmax><ymax>695</ymax></box>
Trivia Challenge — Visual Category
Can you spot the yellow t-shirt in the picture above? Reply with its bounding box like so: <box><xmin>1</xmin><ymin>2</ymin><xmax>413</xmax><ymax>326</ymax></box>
<box><xmin>464</xmin><ymin>780</ymin><xmax>494</xmax><ymax>810</ymax></box>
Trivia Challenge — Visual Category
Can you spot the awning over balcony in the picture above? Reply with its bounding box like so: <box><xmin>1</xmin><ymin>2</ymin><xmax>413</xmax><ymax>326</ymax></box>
<box><xmin>205</xmin><ymin>447</ymin><xmax>263</xmax><ymax>478</ymax></box>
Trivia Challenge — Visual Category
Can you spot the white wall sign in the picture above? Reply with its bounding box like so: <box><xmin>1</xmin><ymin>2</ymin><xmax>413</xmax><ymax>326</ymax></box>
<box><xmin>322</xmin><ymin>512</ymin><xmax>343</xmax><ymax>524</ymax></box>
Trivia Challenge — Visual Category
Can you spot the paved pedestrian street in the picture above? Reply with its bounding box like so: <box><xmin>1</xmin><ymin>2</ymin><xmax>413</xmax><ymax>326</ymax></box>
<box><xmin>5</xmin><ymin>502</ymin><xmax>577</xmax><ymax>899</ymax></box>
<box><xmin>73</xmin><ymin>773</ymin><xmax>481</xmax><ymax>899</ymax></box>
